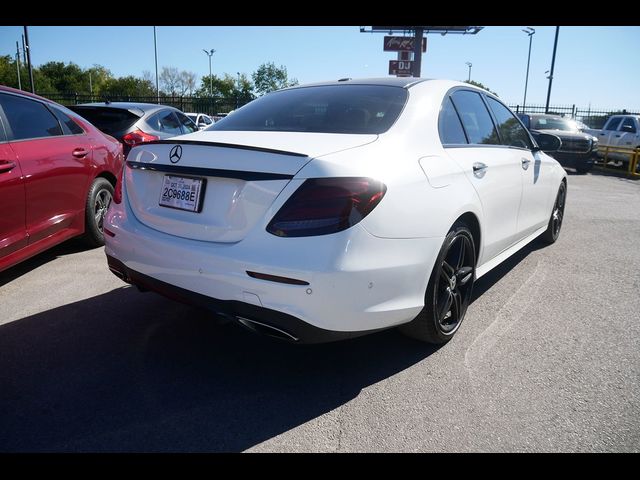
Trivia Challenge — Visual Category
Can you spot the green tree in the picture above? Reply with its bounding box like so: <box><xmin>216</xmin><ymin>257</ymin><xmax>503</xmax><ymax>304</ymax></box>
<box><xmin>196</xmin><ymin>74</ymin><xmax>236</xmax><ymax>97</ymax></box>
<box><xmin>252</xmin><ymin>62</ymin><xmax>298</xmax><ymax>96</ymax></box>
<box><xmin>86</xmin><ymin>64</ymin><xmax>113</xmax><ymax>95</ymax></box>
<box><xmin>464</xmin><ymin>80</ymin><xmax>498</xmax><ymax>96</ymax></box>
<box><xmin>38</xmin><ymin>61</ymin><xmax>86</xmax><ymax>93</ymax></box>
<box><xmin>100</xmin><ymin>75</ymin><xmax>155</xmax><ymax>97</ymax></box>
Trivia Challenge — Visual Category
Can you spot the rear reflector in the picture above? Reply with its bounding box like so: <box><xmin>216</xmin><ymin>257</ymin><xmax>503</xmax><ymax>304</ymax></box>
<box><xmin>247</xmin><ymin>271</ymin><xmax>309</xmax><ymax>285</ymax></box>
<box><xmin>266</xmin><ymin>177</ymin><xmax>386</xmax><ymax>237</ymax></box>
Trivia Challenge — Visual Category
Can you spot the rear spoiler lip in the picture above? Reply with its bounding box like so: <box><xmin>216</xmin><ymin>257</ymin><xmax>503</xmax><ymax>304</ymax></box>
<box><xmin>143</xmin><ymin>139</ymin><xmax>309</xmax><ymax>158</ymax></box>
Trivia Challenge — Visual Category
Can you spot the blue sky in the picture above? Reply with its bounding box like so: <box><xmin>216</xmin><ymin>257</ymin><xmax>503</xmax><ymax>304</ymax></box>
<box><xmin>1</xmin><ymin>26</ymin><xmax>638</xmax><ymax>109</ymax></box>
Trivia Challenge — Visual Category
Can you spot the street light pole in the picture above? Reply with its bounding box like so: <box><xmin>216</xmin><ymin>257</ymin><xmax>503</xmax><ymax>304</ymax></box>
<box><xmin>465</xmin><ymin>62</ymin><xmax>472</xmax><ymax>82</ymax></box>
<box><xmin>522</xmin><ymin>27</ymin><xmax>535</xmax><ymax>112</ymax></box>
<box><xmin>203</xmin><ymin>49</ymin><xmax>215</xmax><ymax>96</ymax></box>
<box><xmin>153</xmin><ymin>26</ymin><xmax>159</xmax><ymax>104</ymax></box>
<box><xmin>545</xmin><ymin>26</ymin><xmax>560</xmax><ymax>114</ymax></box>
<box><xmin>23</xmin><ymin>26</ymin><xmax>34</xmax><ymax>93</ymax></box>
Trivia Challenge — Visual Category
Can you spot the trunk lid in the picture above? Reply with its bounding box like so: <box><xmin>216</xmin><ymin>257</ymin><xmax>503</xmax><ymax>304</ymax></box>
<box><xmin>124</xmin><ymin>132</ymin><xmax>377</xmax><ymax>243</ymax></box>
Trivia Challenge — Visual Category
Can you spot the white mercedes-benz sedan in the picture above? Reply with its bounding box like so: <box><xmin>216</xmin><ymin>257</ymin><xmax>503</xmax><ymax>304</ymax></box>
<box><xmin>104</xmin><ymin>78</ymin><xmax>566</xmax><ymax>344</ymax></box>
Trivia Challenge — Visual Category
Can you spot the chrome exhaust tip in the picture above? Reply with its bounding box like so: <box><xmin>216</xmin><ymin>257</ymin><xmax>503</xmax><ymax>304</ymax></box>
<box><xmin>236</xmin><ymin>317</ymin><xmax>299</xmax><ymax>342</ymax></box>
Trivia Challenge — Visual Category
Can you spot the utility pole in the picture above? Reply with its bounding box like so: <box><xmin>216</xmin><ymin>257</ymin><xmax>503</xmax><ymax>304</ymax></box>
<box><xmin>23</xmin><ymin>26</ymin><xmax>34</xmax><ymax>93</ymax></box>
<box><xmin>89</xmin><ymin>71</ymin><xmax>93</xmax><ymax>96</ymax></box>
<box><xmin>465</xmin><ymin>62</ymin><xmax>472</xmax><ymax>82</ymax></box>
<box><xmin>522</xmin><ymin>27</ymin><xmax>535</xmax><ymax>111</ymax></box>
<box><xmin>153</xmin><ymin>26</ymin><xmax>160</xmax><ymax>104</ymax></box>
<box><xmin>15</xmin><ymin>41</ymin><xmax>22</xmax><ymax>90</ymax></box>
<box><xmin>412</xmin><ymin>27</ymin><xmax>424</xmax><ymax>77</ymax></box>
<box><xmin>545</xmin><ymin>26</ymin><xmax>560</xmax><ymax>114</ymax></box>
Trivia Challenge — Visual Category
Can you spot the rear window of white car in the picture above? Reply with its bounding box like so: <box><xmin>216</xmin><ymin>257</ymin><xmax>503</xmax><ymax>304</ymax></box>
<box><xmin>211</xmin><ymin>85</ymin><xmax>408</xmax><ymax>134</ymax></box>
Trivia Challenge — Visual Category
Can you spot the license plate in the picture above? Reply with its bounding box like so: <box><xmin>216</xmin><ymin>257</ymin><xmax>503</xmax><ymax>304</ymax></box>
<box><xmin>159</xmin><ymin>175</ymin><xmax>205</xmax><ymax>212</ymax></box>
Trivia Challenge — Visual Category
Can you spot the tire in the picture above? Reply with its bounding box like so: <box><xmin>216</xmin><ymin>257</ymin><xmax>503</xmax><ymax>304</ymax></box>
<box><xmin>541</xmin><ymin>181</ymin><xmax>566</xmax><ymax>244</ymax></box>
<box><xmin>82</xmin><ymin>177</ymin><xmax>114</xmax><ymax>247</ymax></box>
<box><xmin>400</xmin><ymin>222</ymin><xmax>476</xmax><ymax>344</ymax></box>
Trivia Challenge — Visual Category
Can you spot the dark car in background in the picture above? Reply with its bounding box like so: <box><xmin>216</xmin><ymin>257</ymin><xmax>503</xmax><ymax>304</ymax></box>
<box><xmin>69</xmin><ymin>102</ymin><xmax>198</xmax><ymax>154</ymax></box>
<box><xmin>518</xmin><ymin>113</ymin><xmax>598</xmax><ymax>174</ymax></box>
<box><xmin>0</xmin><ymin>85</ymin><xmax>123</xmax><ymax>272</ymax></box>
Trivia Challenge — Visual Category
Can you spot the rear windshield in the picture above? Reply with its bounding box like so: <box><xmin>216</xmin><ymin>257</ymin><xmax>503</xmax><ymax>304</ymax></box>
<box><xmin>69</xmin><ymin>107</ymin><xmax>140</xmax><ymax>135</ymax></box>
<box><xmin>210</xmin><ymin>85</ymin><xmax>408</xmax><ymax>134</ymax></box>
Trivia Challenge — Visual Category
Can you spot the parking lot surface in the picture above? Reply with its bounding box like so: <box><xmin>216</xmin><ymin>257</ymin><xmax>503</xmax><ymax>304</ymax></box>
<box><xmin>1</xmin><ymin>171</ymin><xmax>639</xmax><ymax>452</ymax></box>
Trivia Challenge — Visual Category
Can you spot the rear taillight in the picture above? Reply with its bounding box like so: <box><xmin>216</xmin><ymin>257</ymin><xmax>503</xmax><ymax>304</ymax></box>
<box><xmin>266</xmin><ymin>177</ymin><xmax>386</xmax><ymax>237</ymax></box>
<box><xmin>113</xmin><ymin>165</ymin><xmax>124</xmax><ymax>204</ymax></box>
<box><xmin>122</xmin><ymin>129</ymin><xmax>159</xmax><ymax>147</ymax></box>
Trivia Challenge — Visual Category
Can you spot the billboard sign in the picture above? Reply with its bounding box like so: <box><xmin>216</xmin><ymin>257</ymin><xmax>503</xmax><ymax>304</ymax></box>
<box><xmin>389</xmin><ymin>60</ymin><xmax>412</xmax><ymax>76</ymax></box>
<box><xmin>383</xmin><ymin>36</ymin><xmax>427</xmax><ymax>52</ymax></box>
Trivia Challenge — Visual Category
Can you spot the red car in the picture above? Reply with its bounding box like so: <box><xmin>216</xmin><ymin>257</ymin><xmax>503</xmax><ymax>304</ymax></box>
<box><xmin>0</xmin><ymin>86</ymin><xmax>124</xmax><ymax>272</ymax></box>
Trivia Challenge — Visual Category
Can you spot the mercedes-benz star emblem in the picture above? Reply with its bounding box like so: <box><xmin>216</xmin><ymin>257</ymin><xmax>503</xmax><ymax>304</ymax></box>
<box><xmin>169</xmin><ymin>145</ymin><xmax>183</xmax><ymax>163</ymax></box>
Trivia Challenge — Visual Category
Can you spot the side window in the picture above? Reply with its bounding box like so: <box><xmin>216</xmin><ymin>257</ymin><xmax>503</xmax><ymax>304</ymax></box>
<box><xmin>51</xmin><ymin>107</ymin><xmax>84</xmax><ymax>135</ymax></box>
<box><xmin>439</xmin><ymin>97</ymin><xmax>467</xmax><ymax>145</ymax></box>
<box><xmin>0</xmin><ymin>93</ymin><xmax>63</xmax><ymax>141</ymax></box>
<box><xmin>486</xmin><ymin>97</ymin><xmax>533</xmax><ymax>149</ymax></box>
<box><xmin>517</xmin><ymin>114</ymin><xmax>531</xmax><ymax>130</ymax></box>
<box><xmin>604</xmin><ymin>117</ymin><xmax>623</xmax><ymax>131</ymax></box>
<box><xmin>0</xmin><ymin>116</ymin><xmax>7</xmax><ymax>142</ymax></box>
<box><xmin>620</xmin><ymin>118</ymin><xmax>637</xmax><ymax>134</ymax></box>
<box><xmin>450</xmin><ymin>90</ymin><xmax>499</xmax><ymax>145</ymax></box>
<box><xmin>203</xmin><ymin>116</ymin><xmax>213</xmax><ymax>125</ymax></box>
<box><xmin>149</xmin><ymin>111</ymin><xmax>183</xmax><ymax>136</ymax></box>
<box><xmin>175</xmin><ymin>112</ymin><xmax>198</xmax><ymax>134</ymax></box>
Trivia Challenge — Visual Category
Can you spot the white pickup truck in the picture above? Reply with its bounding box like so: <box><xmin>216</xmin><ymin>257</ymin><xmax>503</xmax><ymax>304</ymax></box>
<box><xmin>585</xmin><ymin>115</ymin><xmax>640</xmax><ymax>168</ymax></box>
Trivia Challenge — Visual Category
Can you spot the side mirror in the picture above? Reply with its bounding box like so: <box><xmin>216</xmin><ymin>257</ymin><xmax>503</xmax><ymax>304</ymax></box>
<box><xmin>532</xmin><ymin>132</ymin><xmax>562</xmax><ymax>153</ymax></box>
<box><xmin>198</xmin><ymin>121</ymin><xmax>207</xmax><ymax>127</ymax></box>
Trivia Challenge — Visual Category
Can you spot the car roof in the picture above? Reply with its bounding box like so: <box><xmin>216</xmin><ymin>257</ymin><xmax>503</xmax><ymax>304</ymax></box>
<box><xmin>281</xmin><ymin>77</ymin><xmax>432</xmax><ymax>91</ymax></box>
<box><xmin>0</xmin><ymin>85</ymin><xmax>62</xmax><ymax>105</ymax></box>
<box><xmin>72</xmin><ymin>102</ymin><xmax>178</xmax><ymax>115</ymax></box>
<box><xmin>528</xmin><ymin>114</ymin><xmax>570</xmax><ymax>120</ymax></box>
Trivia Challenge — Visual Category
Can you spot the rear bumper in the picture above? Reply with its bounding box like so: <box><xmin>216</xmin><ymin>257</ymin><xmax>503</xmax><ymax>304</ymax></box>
<box><xmin>107</xmin><ymin>255</ymin><xmax>378</xmax><ymax>343</ymax></box>
<box><xmin>103</xmin><ymin>198</ymin><xmax>442</xmax><ymax>341</ymax></box>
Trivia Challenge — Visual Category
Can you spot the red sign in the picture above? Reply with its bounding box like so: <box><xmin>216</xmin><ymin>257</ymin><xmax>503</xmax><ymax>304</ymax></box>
<box><xmin>389</xmin><ymin>60</ymin><xmax>412</xmax><ymax>76</ymax></box>
<box><xmin>383</xmin><ymin>36</ymin><xmax>427</xmax><ymax>52</ymax></box>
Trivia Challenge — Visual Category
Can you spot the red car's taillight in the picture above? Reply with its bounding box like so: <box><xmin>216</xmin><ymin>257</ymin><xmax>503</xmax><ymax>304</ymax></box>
<box><xmin>266</xmin><ymin>177</ymin><xmax>386</xmax><ymax>237</ymax></box>
<box><xmin>113</xmin><ymin>165</ymin><xmax>124</xmax><ymax>204</ymax></box>
<box><xmin>122</xmin><ymin>129</ymin><xmax>159</xmax><ymax>146</ymax></box>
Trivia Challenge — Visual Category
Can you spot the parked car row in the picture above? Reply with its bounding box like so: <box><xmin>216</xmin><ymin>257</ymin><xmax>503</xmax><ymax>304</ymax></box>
<box><xmin>585</xmin><ymin>114</ymin><xmax>640</xmax><ymax>170</ymax></box>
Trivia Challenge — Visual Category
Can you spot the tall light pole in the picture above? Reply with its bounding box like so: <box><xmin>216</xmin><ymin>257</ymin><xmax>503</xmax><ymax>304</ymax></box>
<box><xmin>203</xmin><ymin>49</ymin><xmax>215</xmax><ymax>96</ymax></box>
<box><xmin>153</xmin><ymin>26</ymin><xmax>159</xmax><ymax>104</ymax></box>
<box><xmin>23</xmin><ymin>26</ymin><xmax>34</xmax><ymax>93</ymax></box>
<box><xmin>522</xmin><ymin>27</ymin><xmax>535</xmax><ymax>112</ymax></box>
<box><xmin>545</xmin><ymin>26</ymin><xmax>560</xmax><ymax>114</ymax></box>
<box><xmin>465</xmin><ymin>62</ymin><xmax>472</xmax><ymax>82</ymax></box>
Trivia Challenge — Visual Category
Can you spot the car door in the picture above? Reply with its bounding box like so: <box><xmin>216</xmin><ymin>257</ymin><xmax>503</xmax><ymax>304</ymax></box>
<box><xmin>599</xmin><ymin>116</ymin><xmax>623</xmax><ymax>147</ymax></box>
<box><xmin>484</xmin><ymin>96</ymin><xmax>552</xmax><ymax>237</ymax></box>
<box><xmin>0</xmin><ymin>114</ymin><xmax>27</xmax><ymax>261</ymax></box>
<box><xmin>443</xmin><ymin>90</ymin><xmax>523</xmax><ymax>264</ymax></box>
<box><xmin>0</xmin><ymin>92</ymin><xmax>94</xmax><ymax>245</ymax></box>
<box><xmin>617</xmin><ymin>117</ymin><xmax>639</xmax><ymax>149</ymax></box>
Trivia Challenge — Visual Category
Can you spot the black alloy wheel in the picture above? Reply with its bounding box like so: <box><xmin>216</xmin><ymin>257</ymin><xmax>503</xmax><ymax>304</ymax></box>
<box><xmin>542</xmin><ymin>181</ymin><xmax>566</xmax><ymax>244</ymax></box>
<box><xmin>82</xmin><ymin>177</ymin><xmax>114</xmax><ymax>247</ymax></box>
<box><xmin>400</xmin><ymin>223</ymin><xmax>476</xmax><ymax>344</ymax></box>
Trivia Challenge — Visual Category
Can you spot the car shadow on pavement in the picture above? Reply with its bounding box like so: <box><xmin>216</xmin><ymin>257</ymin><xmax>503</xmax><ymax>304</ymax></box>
<box><xmin>0</xmin><ymin>286</ymin><xmax>439</xmax><ymax>452</ymax></box>
<box><xmin>0</xmin><ymin>239</ymin><xmax>96</xmax><ymax>288</ymax></box>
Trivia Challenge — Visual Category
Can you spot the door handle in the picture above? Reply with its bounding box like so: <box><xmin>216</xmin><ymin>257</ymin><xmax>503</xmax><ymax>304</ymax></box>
<box><xmin>600</xmin><ymin>133</ymin><xmax>606</xmax><ymax>135</ymax></box>
<box><xmin>521</xmin><ymin>158</ymin><xmax>531</xmax><ymax>170</ymax></box>
<box><xmin>72</xmin><ymin>148</ymin><xmax>89</xmax><ymax>158</ymax></box>
<box><xmin>472</xmin><ymin>162</ymin><xmax>488</xmax><ymax>178</ymax></box>
<box><xmin>614</xmin><ymin>134</ymin><xmax>621</xmax><ymax>138</ymax></box>
<box><xmin>0</xmin><ymin>160</ymin><xmax>16</xmax><ymax>173</ymax></box>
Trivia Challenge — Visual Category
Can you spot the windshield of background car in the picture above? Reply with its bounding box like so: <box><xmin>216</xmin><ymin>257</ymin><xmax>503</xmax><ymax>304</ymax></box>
<box><xmin>532</xmin><ymin>117</ymin><xmax>577</xmax><ymax>132</ymax></box>
<box><xmin>210</xmin><ymin>85</ymin><xmax>408</xmax><ymax>134</ymax></box>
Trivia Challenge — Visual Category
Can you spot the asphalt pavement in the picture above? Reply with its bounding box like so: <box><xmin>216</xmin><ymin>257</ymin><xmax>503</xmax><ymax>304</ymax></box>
<box><xmin>0</xmin><ymin>170</ymin><xmax>638</xmax><ymax>452</ymax></box>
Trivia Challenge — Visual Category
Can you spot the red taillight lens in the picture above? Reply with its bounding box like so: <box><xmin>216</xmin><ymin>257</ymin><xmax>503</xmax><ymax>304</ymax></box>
<box><xmin>266</xmin><ymin>177</ymin><xmax>386</xmax><ymax>237</ymax></box>
<box><xmin>113</xmin><ymin>165</ymin><xmax>124</xmax><ymax>204</ymax></box>
<box><xmin>122</xmin><ymin>129</ymin><xmax>159</xmax><ymax>146</ymax></box>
